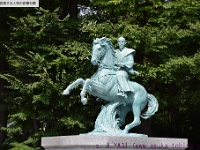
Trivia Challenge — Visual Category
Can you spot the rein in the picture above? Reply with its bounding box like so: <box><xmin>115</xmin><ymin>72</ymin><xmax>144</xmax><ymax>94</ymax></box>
<box><xmin>98</xmin><ymin>63</ymin><xmax>117</xmax><ymax>71</ymax></box>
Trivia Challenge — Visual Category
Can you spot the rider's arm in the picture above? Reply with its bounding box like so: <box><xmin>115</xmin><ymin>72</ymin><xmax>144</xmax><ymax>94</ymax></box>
<box><xmin>123</xmin><ymin>54</ymin><xmax>134</xmax><ymax>69</ymax></box>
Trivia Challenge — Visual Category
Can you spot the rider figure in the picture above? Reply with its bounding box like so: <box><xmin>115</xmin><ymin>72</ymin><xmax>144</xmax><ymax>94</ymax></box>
<box><xmin>115</xmin><ymin>37</ymin><xmax>136</xmax><ymax>99</ymax></box>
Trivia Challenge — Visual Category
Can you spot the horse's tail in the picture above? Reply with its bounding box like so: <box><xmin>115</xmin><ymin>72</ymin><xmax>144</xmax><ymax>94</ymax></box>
<box><xmin>140</xmin><ymin>93</ymin><xmax>159</xmax><ymax>119</ymax></box>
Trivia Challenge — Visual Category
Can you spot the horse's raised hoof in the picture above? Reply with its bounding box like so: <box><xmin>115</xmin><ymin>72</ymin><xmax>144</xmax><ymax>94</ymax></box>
<box><xmin>62</xmin><ymin>88</ymin><xmax>70</xmax><ymax>95</ymax></box>
<box><xmin>81</xmin><ymin>98</ymin><xmax>87</xmax><ymax>105</ymax></box>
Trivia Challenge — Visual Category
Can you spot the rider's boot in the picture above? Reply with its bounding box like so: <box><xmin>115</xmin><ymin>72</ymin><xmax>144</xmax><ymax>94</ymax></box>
<box><xmin>117</xmin><ymin>91</ymin><xmax>127</xmax><ymax>99</ymax></box>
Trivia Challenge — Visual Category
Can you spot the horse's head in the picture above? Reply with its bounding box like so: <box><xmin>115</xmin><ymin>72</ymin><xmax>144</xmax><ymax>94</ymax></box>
<box><xmin>91</xmin><ymin>37</ymin><xmax>114</xmax><ymax>66</ymax></box>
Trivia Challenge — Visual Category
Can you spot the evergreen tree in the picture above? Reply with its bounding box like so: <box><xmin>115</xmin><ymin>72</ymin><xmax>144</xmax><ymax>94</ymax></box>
<box><xmin>0</xmin><ymin>7</ymin><xmax>96</xmax><ymax>149</ymax></box>
<box><xmin>0</xmin><ymin>0</ymin><xmax>200</xmax><ymax>149</ymax></box>
<box><xmin>83</xmin><ymin>0</ymin><xmax>200</xmax><ymax>145</ymax></box>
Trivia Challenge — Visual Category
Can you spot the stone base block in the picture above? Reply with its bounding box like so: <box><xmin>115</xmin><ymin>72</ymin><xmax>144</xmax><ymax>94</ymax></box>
<box><xmin>41</xmin><ymin>135</ymin><xmax>188</xmax><ymax>150</ymax></box>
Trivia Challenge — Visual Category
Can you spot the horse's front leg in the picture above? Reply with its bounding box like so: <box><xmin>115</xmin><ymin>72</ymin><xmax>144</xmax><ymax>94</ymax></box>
<box><xmin>80</xmin><ymin>78</ymin><xmax>92</xmax><ymax>105</ymax></box>
<box><xmin>80</xmin><ymin>78</ymin><xmax>105</xmax><ymax>105</ymax></box>
<box><xmin>63</xmin><ymin>78</ymin><xmax>85</xmax><ymax>95</ymax></box>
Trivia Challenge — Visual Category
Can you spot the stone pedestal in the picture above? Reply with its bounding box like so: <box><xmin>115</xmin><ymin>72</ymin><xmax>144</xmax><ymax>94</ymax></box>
<box><xmin>41</xmin><ymin>135</ymin><xmax>188</xmax><ymax>150</ymax></box>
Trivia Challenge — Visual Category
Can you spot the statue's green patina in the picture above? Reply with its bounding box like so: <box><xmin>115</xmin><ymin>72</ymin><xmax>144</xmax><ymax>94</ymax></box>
<box><xmin>115</xmin><ymin>37</ymin><xmax>136</xmax><ymax>99</ymax></box>
<box><xmin>63</xmin><ymin>37</ymin><xmax>158</xmax><ymax>136</ymax></box>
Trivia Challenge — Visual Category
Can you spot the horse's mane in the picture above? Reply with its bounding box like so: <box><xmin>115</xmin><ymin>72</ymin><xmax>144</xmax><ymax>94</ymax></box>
<box><xmin>93</xmin><ymin>37</ymin><xmax>115</xmax><ymax>57</ymax></box>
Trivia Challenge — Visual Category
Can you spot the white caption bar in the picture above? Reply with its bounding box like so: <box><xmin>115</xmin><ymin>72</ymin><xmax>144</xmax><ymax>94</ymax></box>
<box><xmin>0</xmin><ymin>0</ymin><xmax>39</xmax><ymax>7</ymax></box>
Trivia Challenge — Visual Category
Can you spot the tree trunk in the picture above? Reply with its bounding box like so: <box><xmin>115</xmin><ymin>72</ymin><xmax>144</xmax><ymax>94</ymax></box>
<box><xmin>138</xmin><ymin>118</ymin><xmax>152</xmax><ymax>136</ymax></box>
<box><xmin>137</xmin><ymin>81</ymin><xmax>156</xmax><ymax>136</ymax></box>
<box><xmin>59</xmin><ymin>0</ymin><xmax>78</xmax><ymax>19</ymax></box>
<box><xmin>68</xmin><ymin>0</ymin><xmax>78</xmax><ymax>19</ymax></box>
<box><xmin>0</xmin><ymin>56</ymin><xmax>8</xmax><ymax>148</ymax></box>
<box><xmin>0</xmin><ymin>110</ymin><xmax>8</xmax><ymax>148</ymax></box>
<box><xmin>33</xmin><ymin>119</ymin><xmax>40</xmax><ymax>133</ymax></box>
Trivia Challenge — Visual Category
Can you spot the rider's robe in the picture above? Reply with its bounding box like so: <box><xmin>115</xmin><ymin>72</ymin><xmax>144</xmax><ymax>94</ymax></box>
<box><xmin>115</xmin><ymin>47</ymin><xmax>136</xmax><ymax>92</ymax></box>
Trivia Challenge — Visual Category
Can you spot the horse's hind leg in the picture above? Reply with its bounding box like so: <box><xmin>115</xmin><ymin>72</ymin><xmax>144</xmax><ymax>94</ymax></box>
<box><xmin>117</xmin><ymin>105</ymin><xmax>132</xmax><ymax>127</ymax></box>
<box><xmin>123</xmin><ymin>93</ymin><xmax>146</xmax><ymax>134</ymax></box>
<box><xmin>123</xmin><ymin>104</ymin><xmax>141</xmax><ymax>134</ymax></box>
<box><xmin>63</xmin><ymin>78</ymin><xmax>85</xmax><ymax>95</ymax></box>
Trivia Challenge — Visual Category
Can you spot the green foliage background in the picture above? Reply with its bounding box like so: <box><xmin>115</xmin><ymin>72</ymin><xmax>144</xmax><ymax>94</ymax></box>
<box><xmin>0</xmin><ymin>0</ymin><xmax>200</xmax><ymax>149</ymax></box>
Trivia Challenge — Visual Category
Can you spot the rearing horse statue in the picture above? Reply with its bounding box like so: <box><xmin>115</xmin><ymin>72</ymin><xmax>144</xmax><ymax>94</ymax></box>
<box><xmin>63</xmin><ymin>37</ymin><xmax>158</xmax><ymax>135</ymax></box>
